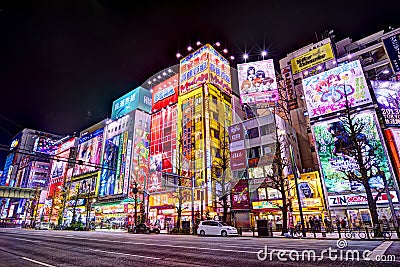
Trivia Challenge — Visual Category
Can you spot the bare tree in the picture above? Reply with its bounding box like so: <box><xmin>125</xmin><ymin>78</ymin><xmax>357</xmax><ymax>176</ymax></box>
<box><xmin>211</xmin><ymin>126</ymin><xmax>232</xmax><ymax>223</ymax></box>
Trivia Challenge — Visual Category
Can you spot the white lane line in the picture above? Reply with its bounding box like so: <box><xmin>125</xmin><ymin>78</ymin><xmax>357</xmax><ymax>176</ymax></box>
<box><xmin>14</xmin><ymin>237</ymin><xmax>41</xmax><ymax>243</ymax></box>
<box><xmin>89</xmin><ymin>249</ymin><xmax>161</xmax><ymax>260</ymax></box>
<box><xmin>21</xmin><ymin>257</ymin><xmax>56</xmax><ymax>267</ymax></box>
<box><xmin>369</xmin><ymin>241</ymin><xmax>393</xmax><ymax>261</ymax></box>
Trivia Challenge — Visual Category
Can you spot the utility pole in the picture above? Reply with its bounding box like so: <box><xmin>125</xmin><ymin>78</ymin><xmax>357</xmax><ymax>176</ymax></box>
<box><xmin>132</xmin><ymin>181</ymin><xmax>138</xmax><ymax>225</ymax></box>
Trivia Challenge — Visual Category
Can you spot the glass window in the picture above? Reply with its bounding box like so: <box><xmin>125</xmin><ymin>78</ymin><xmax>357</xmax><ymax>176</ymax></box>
<box><xmin>260</xmin><ymin>124</ymin><xmax>275</xmax><ymax>136</ymax></box>
<box><xmin>247</xmin><ymin>128</ymin><xmax>259</xmax><ymax>139</ymax></box>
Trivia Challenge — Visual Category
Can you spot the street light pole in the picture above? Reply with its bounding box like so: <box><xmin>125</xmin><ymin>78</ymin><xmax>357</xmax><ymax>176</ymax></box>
<box><xmin>132</xmin><ymin>181</ymin><xmax>138</xmax><ymax>225</ymax></box>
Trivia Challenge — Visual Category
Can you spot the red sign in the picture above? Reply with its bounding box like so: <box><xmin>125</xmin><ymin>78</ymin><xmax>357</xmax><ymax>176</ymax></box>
<box><xmin>228</xmin><ymin>123</ymin><xmax>245</xmax><ymax>143</ymax></box>
<box><xmin>230</xmin><ymin>149</ymin><xmax>247</xmax><ymax>170</ymax></box>
<box><xmin>231</xmin><ymin>179</ymin><xmax>250</xmax><ymax>210</ymax></box>
<box><xmin>151</xmin><ymin>74</ymin><xmax>178</xmax><ymax>112</ymax></box>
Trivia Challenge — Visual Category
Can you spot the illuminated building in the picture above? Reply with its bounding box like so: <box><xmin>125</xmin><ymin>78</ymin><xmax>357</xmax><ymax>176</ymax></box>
<box><xmin>93</xmin><ymin>86</ymin><xmax>152</xmax><ymax>226</ymax></box>
<box><xmin>177</xmin><ymin>44</ymin><xmax>233</xmax><ymax>223</ymax></box>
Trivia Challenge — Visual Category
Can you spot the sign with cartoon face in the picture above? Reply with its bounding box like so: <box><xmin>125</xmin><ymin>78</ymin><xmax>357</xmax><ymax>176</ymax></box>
<box><xmin>302</xmin><ymin>60</ymin><xmax>372</xmax><ymax>118</ymax></box>
<box><xmin>237</xmin><ymin>59</ymin><xmax>279</xmax><ymax>104</ymax></box>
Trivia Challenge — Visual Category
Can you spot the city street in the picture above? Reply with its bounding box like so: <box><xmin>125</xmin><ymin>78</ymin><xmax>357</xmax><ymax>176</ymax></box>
<box><xmin>0</xmin><ymin>228</ymin><xmax>398</xmax><ymax>266</ymax></box>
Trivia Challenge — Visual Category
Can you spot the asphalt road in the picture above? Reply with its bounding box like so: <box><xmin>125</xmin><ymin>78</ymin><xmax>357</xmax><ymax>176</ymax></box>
<box><xmin>0</xmin><ymin>228</ymin><xmax>398</xmax><ymax>267</ymax></box>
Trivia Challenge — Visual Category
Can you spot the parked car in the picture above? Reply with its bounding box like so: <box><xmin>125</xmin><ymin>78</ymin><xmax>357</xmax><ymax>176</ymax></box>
<box><xmin>197</xmin><ymin>220</ymin><xmax>238</xmax><ymax>237</ymax></box>
<box><xmin>35</xmin><ymin>222</ymin><xmax>50</xmax><ymax>230</ymax></box>
<box><xmin>131</xmin><ymin>223</ymin><xmax>160</xmax><ymax>234</ymax></box>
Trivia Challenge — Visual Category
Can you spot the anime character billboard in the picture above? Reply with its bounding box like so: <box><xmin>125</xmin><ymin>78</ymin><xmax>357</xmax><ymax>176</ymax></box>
<box><xmin>302</xmin><ymin>60</ymin><xmax>372</xmax><ymax>118</ymax></box>
<box><xmin>237</xmin><ymin>59</ymin><xmax>279</xmax><ymax>104</ymax></box>
<box><xmin>371</xmin><ymin>80</ymin><xmax>400</xmax><ymax>126</ymax></box>
<box><xmin>312</xmin><ymin>111</ymin><xmax>393</xmax><ymax>195</ymax></box>
<box><xmin>99</xmin><ymin>132</ymin><xmax>128</xmax><ymax>197</ymax></box>
<box><xmin>73</xmin><ymin>128</ymin><xmax>103</xmax><ymax>176</ymax></box>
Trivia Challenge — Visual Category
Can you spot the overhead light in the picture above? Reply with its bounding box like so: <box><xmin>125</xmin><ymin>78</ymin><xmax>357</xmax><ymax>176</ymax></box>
<box><xmin>261</xmin><ymin>51</ymin><xmax>267</xmax><ymax>57</ymax></box>
<box><xmin>382</xmin><ymin>69</ymin><xmax>390</xmax><ymax>74</ymax></box>
<box><xmin>215</xmin><ymin>42</ymin><xmax>221</xmax><ymax>47</ymax></box>
<box><xmin>230</xmin><ymin>56</ymin><xmax>235</xmax><ymax>60</ymax></box>
<box><xmin>176</xmin><ymin>53</ymin><xmax>182</xmax><ymax>58</ymax></box>
<box><xmin>153</xmin><ymin>78</ymin><xmax>156</xmax><ymax>82</ymax></box>
<box><xmin>223</xmin><ymin>48</ymin><xmax>228</xmax><ymax>54</ymax></box>
<box><xmin>157</xmin><ymin>75</ymin><xmax>161</xmax><ymax>79</ymax></box>
<box><xmin>347</xmin><ymin>54</ymin><xmax>352</xmax><ymax>59</ymax></box>
<box><xmin>163</xmin><ymin>72</ymin><xmax>167</xmax><ymax>76</ymax></box>
<box><xmin>187</xmin><ymin>46</ymin><xmax>193</xmax><ymax>51</ymax></box>
<box><xmin>168</xmin><ymin>69</ymin><xmax>172</xmax><ymax>73</ymax></box>
<box><xmin>147</xmin><ymin>81</ymin><xmax>151</xmax><ymax>84</ymax></box>
<box><xmin>196</xmin><ymin>41</ymin><xmax>201</xmax><ymax>46</ymax></box>
<box><xmin>243</xmin><ymin>54</ymin><xmax>249</xmax><ymax>60</ymax></box>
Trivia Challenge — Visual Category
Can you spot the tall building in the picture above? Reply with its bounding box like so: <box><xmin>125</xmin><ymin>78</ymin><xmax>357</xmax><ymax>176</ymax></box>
<box><xmin>177</xmin><ymin>44</ymin><xmax>233</xmax><ymax>222</ymax></box>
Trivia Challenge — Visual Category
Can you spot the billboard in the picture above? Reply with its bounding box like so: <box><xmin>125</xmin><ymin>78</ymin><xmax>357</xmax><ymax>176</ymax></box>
<box><xmin>29</xmin><ymin>162</ymin><xmax>51</xmax><ymax>188</ymax></box>
<box><xmin>313</xmin><ymin>111</ymin><xmax>393</xmax><ymax>196</ymax></box>
<box><xmin>328</xmin><ymin>191</ymin><xmax>398</xmax><ymax>207</ymax></box>
<box><xmin>382</xmin><ymin>29</ymin><xmax>400</xmax><ymax>74</ymax></box>
<box><xmin>152</xmin><ymin>74</ymin><xmax>179</xmax><ymax>112</ymax></box>
<box><xmin>371</xmin><ymin>80</ymin><xmax>400</xmax><ymax>126</ymax></box>
<box><xmin>288</xmin><ymin>171</ymin><xmax>325</xmax><ymax>211</ymax></box>
<box><xmin>73</xmin><ymin>128</ymin><xmax>104</xmax><ymax>176</ymax></box>
<box><xmin>33</xmin><ymin>136</ymin><xmax>59</xmax><ymax>155</ymax></box>
<box><xmin>111</xmin><ymin>86</ymin><xmax>152</xmax><ymax>120</ymax></box>
<box><xmin>99</xmin><ymin>131</ymin><xmax>129</xmax><ymax>197</ymax></box>
<box><xmin>229</xmin><ymin>122</ymin><xmax>246</xmax><ymax>171</ymax></box>
<box><xmin>231</xmin><ymin>179</ymin><xmax>250</xmax><ymax>210</ymax></box>
<box><xmin>302</xmin><ymin>60</ymin><xmax>372</xmax><ymax>118</ymax></box>
<box><xmin>291</xmin><ymin>43</ymin><xmax>335</xmax><ymax>75</ymax></box>
<box><xmin>237</xmin><ymin>59</ymin><xmax>279</xmax><ymax>104</ymax></box>
<box><xmin>179</xmin><ymin>44</ymin><xmax>231</xmax><ymax>96</ymax></box>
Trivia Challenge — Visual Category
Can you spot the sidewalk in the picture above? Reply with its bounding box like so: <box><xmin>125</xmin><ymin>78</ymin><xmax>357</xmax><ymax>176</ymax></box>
<box><xmin>239</xmin><ymin>230</ymin><xmax>399</xmax><ymax>240</ymax></box>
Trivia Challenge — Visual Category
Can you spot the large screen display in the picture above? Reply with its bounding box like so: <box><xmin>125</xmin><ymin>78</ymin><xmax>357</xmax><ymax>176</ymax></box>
<box><xmin>152</xmin><ymin>74</ymin><xmax>178</xmax><ymax>112</ymax></box>
<box><xmin>73</xmin><ymin>128</ymin><xmax>104</xmax><ymax>176</ymax></box>
<box><xmin>237</xmin><ymin>59</ymin><xmax>279</xmax><ymax>104</ymax></box>
<box><xmin>371</xmin><ymin>80</ymin><xmax>400</xmax><ymax>126</ymax></box>
<box><xmin>302</xmin><ymin>60</ymin><xmax>372</xmax><ymax>118</ymax></box>
<box><xmin>99</xmin><ymin>131</ymin><xmax>129</xmax><ymax>197</ymax></box>
<box><xmin>313</xmin><ymin>111</ymin><xmax>393</xmax><ymax>196</ymax></box>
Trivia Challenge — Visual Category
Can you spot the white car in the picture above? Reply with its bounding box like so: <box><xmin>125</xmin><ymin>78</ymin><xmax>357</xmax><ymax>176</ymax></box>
<box><xmin>197</xmin><ymin>220</ymin><xmax>238</xmax><ymax>237</ymax></box>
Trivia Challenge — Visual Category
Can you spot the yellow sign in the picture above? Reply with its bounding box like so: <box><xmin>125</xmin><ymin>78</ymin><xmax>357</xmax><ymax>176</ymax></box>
<box><xmin>290</xmin><ymin>43</ymin><xmax>334</xmax><ymax>74</ymax></box>
<box><xmin>252</xmin><ymin>201</ymin><xmax>280</xmax><ymax>210</ymax></box>
<box><xmin>288</xmin><ymin>171</ymin><xmax>326</xmax><ymax>212</ymax></box>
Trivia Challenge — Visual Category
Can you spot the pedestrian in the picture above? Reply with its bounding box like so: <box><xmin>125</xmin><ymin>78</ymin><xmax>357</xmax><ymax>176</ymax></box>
<box><xmin>335</xmin><ymin>218</ymin><xmax>341</xmax><ymax>232</ymax></box>
<box><xmin>340</xmin><ymin>217</ymin><xmax>347</xmax><ymax>229</ymax></box>
<box><xmin>315</xmin><ymin>217</ymin><xmax>321</xmax><ymax>232</ymax></box>
<box><xmin>309</xmin><ymin>217</ymin><xmax>314</xmax><ymax>232</ymax></box>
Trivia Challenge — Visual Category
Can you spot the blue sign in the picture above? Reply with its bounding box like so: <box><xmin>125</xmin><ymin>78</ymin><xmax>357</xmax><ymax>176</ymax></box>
<box><xmin>79</xmin><ymin>128</ymin><xmax>104</xmax><ymax>144</ymax></box>
<box><xmin>1</xmin><ymin>154</ymin><xmax>14</xmax><ymax>186</ymax></box>
<box><xmin>383</xmin><ymin>32</ymin><xmax>400</xmax><ymax>74</ymax></box>
<box><xmin>111</xmin><ymin>87</ymin><xmax>152</xmax><ymax>120</ymax></box>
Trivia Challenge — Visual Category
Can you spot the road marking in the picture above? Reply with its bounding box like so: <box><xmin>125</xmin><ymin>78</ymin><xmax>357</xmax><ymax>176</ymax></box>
<box><xmin>89</xmin><ymin>249</ymin><xmax>161</xmax><ymax>260</ymax></box>
<box><xmin>21</xmin><ymin>257</ymin><xmax>56</xmax><ymax>267</ymax></box>
<box><xmin>369</xmin><ymin>241</ymin><xmax>393</xmax><ymax>261</ymax></box>
<box><xmin>14</xmin><ymin>237</ymin><xmax>41</xmax><ymax>243</ymax></box>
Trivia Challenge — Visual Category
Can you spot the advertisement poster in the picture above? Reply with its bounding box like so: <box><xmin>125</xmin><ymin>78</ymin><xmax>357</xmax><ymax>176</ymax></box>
<box><xmin>312</xmin><ymin>111</ymin><xmax>393</xmax><ymax>196</ymax></box>
<box><xmin>237</xmin><ymin>59</ymin><xmax>279</xmax><ymax>104</ymax></box>
<box><xmin>147</xmin><ymin>172</ymin><xmax>162</xmax><ymax>193</ymax></box>
<box><xmin>180</xmin><ymin>45</ymin><xmax>209</xmax><ymax>95</ymax></box>
<box><xmin>231</xmin><ymin>179</ymin><xmax>250</xmax><ymax>210</ymax></box>
<box><xmin>99</xmin><ymin>132</ymin><xmax>128</xmax><ymax>197</ymax></box>
<box><xmin>29</xmin><ymin>162</ymin><xmax>51</xmax><ymax>188</ymax></box>
<box><xmin>33</xmin><ymin>136</ymin><xmax>59</xmax><ymax>155</ymax></box>
<box><xmin>371</xmin><ymin>80</ymin><xmax>400</xmax><ymax>126</ymax></box>
<box><xmin>302</xmin><ymin>60</ymin><xmax>372</xmax><ymax>118</ymax></box>
<box><xmin>208</xmin><ymin>45</ymin><xmax>232</xmax><ymax>96</ymax></box>
<box><xmin>291</xmin><ymin>43</ymin><xmax>335</xmax><ymax>75</ymax></box>
<box><xmin>179</xmin><ymin>44</ymin><xmax>231</xmax><ymax>96</ymax></box>
<box><xmin>130</xmin><ymin>123</ymin><xmax>150</xmax><ymax>195</ymax></box>
<box><xmin>288</xmin><ymin>172</ymin><xmax>325</xmax><ymax>211</ymax></box>
<box><xmin>382</xmin><ymin>29</ymin><xmax>400</xmax><ymax>74</ymax></box>
<box><xmin>111</xmin><ymin>86</ymin><xmax>152</xmax><ymax>120</ymax></box>
<box><xmin>73</xmin><ymin>128</ymin><xmax>104</xmax><ymax>176</ymax></box>
<box><xmin>152</xmin><ymin>74</ymin><xmax>178</xmax><ymax>112</ymax></box>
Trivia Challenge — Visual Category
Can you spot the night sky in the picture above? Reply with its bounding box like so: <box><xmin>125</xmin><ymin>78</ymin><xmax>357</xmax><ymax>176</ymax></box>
<box><xmin>1</xmin><ymin>0</ymin><xmax>399</xmax><ymax>167</ymax></box>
